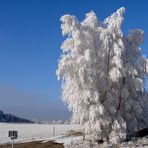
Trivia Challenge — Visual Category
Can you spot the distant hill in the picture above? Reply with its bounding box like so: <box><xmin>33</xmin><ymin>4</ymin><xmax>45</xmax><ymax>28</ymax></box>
<box><xmin>0</xmin><ymin>110</ymin><xmax>33</xmax><ymax>123</ymax></box>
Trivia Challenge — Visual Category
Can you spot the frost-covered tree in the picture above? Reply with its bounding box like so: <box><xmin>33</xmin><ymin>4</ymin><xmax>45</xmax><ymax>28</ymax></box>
<box><xmin>64</xmin><ymin>120</ymin><xmax>70</xmax><ymax>124</ymax></box>
<box><xmin>56</xmin><ymin>7</ymin><xmax>148</xmax><ymax>144</ymax></box>
<box><xmin>52</xmin><ymin>120</ymin><xmax>57</xmax><ymax>124</ymax></box>
<box><xmin>57</xmin><ymin>120</ymin><xmax>63</xmax><ymax>124</ymax></box>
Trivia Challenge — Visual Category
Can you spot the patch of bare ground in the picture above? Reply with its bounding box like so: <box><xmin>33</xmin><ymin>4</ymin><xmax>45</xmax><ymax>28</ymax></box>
<box><xmin>64</xmin><ymin>130</ymin><xmax>83</xmax><ymax>137</ymax></box>
<box><xmin>0</xmin><ymin>141</ymin><xmax>64</xmax><ymax>148</ymax></box>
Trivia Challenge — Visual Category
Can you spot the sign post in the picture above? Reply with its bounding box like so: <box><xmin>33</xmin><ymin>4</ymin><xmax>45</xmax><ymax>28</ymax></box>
<box><xmin>12</xmin><ymin>139</ymin><xmax>14</xmax><ymax>148</ymax></box>
<box><xmin>8</xmin><ymin>131</ymin><xmax>18</xmax><ymax>148</ymax></box>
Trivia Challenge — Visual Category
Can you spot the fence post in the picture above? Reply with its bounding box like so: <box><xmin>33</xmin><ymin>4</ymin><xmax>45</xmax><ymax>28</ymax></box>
<box><xmin>53</xmin><ymin>126</ymin><xmax>55</xmax><ymax>136</ymax></box>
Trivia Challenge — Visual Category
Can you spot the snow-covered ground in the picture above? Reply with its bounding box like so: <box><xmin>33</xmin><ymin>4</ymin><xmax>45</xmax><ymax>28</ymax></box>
<box><xmin>0</xmin><ymin>123</ymin><xmax>81</xmax><ymax>144</ymax></box>
<box><xmin>1</xmin><ymin>123</ymin><xmax>148</xmax><ymax>148</ymax></box>
<box><xmin>62</xmin><ymin>136</ymin><xmax>148</xmax><ymax>148</ymax></box>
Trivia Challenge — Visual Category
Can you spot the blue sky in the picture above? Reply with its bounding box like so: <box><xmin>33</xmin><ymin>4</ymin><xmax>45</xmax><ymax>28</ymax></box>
<box><xmin>0</xmin><ymin>0</ymin><xmax>148</xmax><ymax>120</ymax></box>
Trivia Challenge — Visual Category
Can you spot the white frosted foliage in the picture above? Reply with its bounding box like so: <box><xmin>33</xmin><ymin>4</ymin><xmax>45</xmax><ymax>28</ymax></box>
<box><xmin>56</xmin><ymin>7</ymin><xmax>148</xmax><ymax>144</ymax></box>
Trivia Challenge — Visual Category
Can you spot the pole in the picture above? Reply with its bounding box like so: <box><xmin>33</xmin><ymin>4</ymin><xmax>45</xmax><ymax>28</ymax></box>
<box><xmin>12</xmin><ymin>139</ymin><xmax>14</xmax><ymax>148</ymax></box>
<box><xmin>71</xmin><ymin>132</ymin><xmax>73</xmax><ymax>146</ymax></box>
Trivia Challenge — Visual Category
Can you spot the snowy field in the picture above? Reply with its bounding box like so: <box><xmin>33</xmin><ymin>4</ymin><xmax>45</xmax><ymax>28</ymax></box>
<box><xmin>0</xmin><ymin>123</ymin><xmax>81</xmax><ymax>144</ymax></box>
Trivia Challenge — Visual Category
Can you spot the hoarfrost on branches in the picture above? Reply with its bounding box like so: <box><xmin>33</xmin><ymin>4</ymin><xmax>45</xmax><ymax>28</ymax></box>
<box><xmin>56</xmin><ymin>7</ymin><xmax>148</xmax><ymax>144</ymax></box>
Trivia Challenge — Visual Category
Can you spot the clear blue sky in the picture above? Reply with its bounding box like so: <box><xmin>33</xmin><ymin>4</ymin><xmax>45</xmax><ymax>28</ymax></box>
<box><xmin>0</xmin><ymin>0</ymin><xmax>148</xmax><ymax>121</ymax></box>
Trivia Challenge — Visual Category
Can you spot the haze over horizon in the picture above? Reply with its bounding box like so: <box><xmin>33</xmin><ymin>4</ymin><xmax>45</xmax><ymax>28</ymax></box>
<box><xmin>0</xmin><ymin>0</ymin><xmax>148</xmax><ymax>120</ymax></box>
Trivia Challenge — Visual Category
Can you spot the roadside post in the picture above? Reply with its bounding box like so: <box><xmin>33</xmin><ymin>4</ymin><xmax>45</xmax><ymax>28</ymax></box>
<box><xmin>8</xmin><ymin>131</ymin><xmax>18</xmax><ymax>148</ymax></box>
